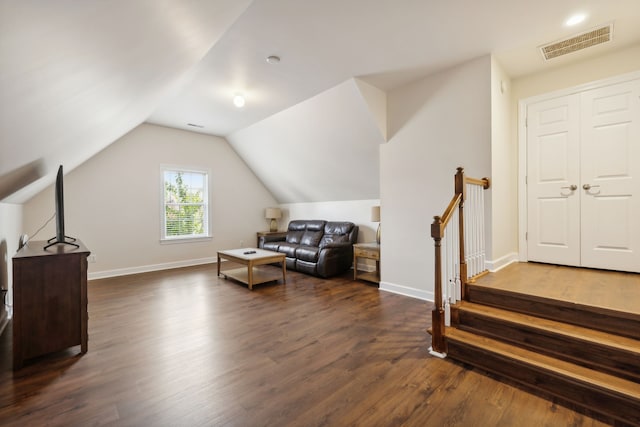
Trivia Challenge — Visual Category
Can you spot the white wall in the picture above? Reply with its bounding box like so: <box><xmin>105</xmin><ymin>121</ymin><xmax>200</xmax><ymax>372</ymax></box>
<box><xmin>489</xmin><ymin>57</ymin><xmax>518</xmax><ymax>271</ymax></box>
<box><xmin>23</xmin><ymin>123</ymin><xmax>278</xmax><ymax>278</ymax></box>
<box><xmin>512</xmin><ymin>44</ymin><xmax>640</xmax><ymax>102</ymax></box>
<box><xmin>381</xmin><ymin>56</ymin><xmax>492</xmax><ymax>301</ymax></box>
<box><xmin>354</xmin><ymin>79</ymin><xmax>388</xmax><ymax>141</ymax></box>
<box><xmin>0</xmin><ymin>202</ymin><xmax>23</xmax><ymax>306</ymax></box>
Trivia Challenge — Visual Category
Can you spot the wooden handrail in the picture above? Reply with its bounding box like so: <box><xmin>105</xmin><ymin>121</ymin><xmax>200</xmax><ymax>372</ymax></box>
<box><xmin>431</xmin><ymin>194</ymin><xmax>462</xmax><ymax>239</ymax></box>
<box><xmin>465</xmin><ymin>176</ymin><xmax>491</xmax><ymax>189</ymax></box>
<box><xmin>430</xmin><ymin>167</ymin><xmax>490</xmax><ymax>356</ymax></box>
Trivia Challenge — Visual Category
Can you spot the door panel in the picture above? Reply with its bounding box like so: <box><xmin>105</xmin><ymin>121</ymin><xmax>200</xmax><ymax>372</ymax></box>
<box><xmin>580</xmin><ymin>80</ymin><xmax>640</xmax><ymax>272</ymax></box>
<box><xmin>536</xmin><ymin>198</ymin><xmax>570</xmax><ymax>246</ymax></box>
<box><xmin>527</xmin><ymin>95</ymin><xmax>580</xmax><ymax>266</ymax></box>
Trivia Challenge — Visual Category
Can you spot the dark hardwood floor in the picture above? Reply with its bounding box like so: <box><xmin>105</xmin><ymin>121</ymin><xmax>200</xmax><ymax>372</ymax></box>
<box><xmin>0</xmin><ymin>263</ymin><xmax>614</xmax><ymax>426</ymax></box>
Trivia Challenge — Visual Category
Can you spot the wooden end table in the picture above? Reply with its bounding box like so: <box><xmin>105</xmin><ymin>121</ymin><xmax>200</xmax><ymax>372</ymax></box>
<box><xmin>217</xmin><ymin>248</ymin><xmax>286</xmax><ymax>290</ymax></box>
<box><xmin>256</xmin><ymin>230</ymin><xmax>287</xmax><ymax>248</ymax></box>
<box><xmin>353</xmin><ymin>243</ymin><xmax>380</xmax><ymax>283</ymax></box>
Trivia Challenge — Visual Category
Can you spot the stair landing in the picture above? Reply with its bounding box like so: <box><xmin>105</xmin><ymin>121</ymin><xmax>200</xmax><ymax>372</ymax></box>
<box><xmin>443</xmin><ymin>262</ymin><xmax>640</xmax><ymax>426</ymax></box>
<box><xmin>471</xmin><ymin>261</ymin><xmax>640</xmax><ymax>316</ymax></box>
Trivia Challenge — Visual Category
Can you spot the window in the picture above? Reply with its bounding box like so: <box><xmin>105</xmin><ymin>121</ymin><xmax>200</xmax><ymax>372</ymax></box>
<box><xmin>161</xmin><ymin>167</ymin><xmax>210</xmax><ymax>241</ymax></box>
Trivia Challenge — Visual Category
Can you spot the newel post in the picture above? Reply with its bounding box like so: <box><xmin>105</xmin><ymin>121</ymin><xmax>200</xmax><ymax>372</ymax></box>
<box><xmin>430</xmin><ymin>215</ymin><xmax>446</xmax><ymax>355</ymax></box>
<box><xmin>455</xmin><ymin>167</ymin><xmax>468</xmax><ymax>300</ymax></box>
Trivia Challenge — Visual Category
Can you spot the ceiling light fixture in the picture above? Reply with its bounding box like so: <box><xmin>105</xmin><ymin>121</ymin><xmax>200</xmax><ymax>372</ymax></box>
<box><xmin>233</xmin><ymin>94</ymin><xmax>245</xmax><ymax>108</ymax></box>
<box><xmin>266</xmin><ymin>55</ymin><xmax>281</xmax><ymax>64</ymax></box>
<box><xmin>565</xmin><ymin>13</ymin><xmax>586</xmax><ymax>26</ymax></box>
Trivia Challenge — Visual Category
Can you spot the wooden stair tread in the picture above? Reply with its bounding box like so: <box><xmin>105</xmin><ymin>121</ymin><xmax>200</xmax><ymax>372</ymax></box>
<box><xmin>468</xmin><ymin>283</ymin><xmax>640</xmax><ymax>321</ymax></box>
<box><xmin>446</xmin><ymin>327</ymin><xmax>640</xmax><ymax>400</ymax></box>
<box><xmin>456</xmin><ymin>301</ymin><xmax>640</xmax><ymax>354</ymax></box>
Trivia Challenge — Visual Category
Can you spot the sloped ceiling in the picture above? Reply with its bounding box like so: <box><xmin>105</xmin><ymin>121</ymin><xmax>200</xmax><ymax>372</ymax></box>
<box><xmin>0</xmin><ymin>0</ymin><xmax>252</xmax><ymax>203</ymax></box>
<box><xmin>227</xmin><ymin>78</ymin><xmax>384</xmax><ymax>203</ymax></box>
<box><xmin>3</xmin><ymin>1</ymin><xmax>640</xmax><ymax>204</ymax></box>
<box><xmin>148</xmin><ymin>0</ymin><xmax>640</xmax><ymax>138</ymax></box>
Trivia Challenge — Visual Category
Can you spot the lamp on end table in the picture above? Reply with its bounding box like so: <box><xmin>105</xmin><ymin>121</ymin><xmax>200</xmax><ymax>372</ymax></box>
<box><xmin>371</xmin><ymin>205</ymin><xmax>381</xmax><ymax>244</ymax></box>
<box><xmin>265</xmin><ymin>207</ymin><xmax>282</xmax><ymax>232</ymax></box>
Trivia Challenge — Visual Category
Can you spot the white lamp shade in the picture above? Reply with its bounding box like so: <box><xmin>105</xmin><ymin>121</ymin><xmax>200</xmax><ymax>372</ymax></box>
<box><xmin>265</xmin><ymin>207</ymin><xmax>282</xmax><ymax>219</ymax></box>
<box><xmin>371</xmin><ymin>206</ymin><xmax>380</xmax><ymax>222</ymax></box>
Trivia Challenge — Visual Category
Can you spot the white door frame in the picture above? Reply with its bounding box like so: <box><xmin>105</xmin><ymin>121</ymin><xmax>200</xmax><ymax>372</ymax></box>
<box><xmin>517</xmin><ymin>70</ymin><xmax>640</xmax><ymax>262</ymax></box>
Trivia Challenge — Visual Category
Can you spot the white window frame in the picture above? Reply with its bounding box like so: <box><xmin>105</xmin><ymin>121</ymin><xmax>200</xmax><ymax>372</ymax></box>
<box><xmin>160</xmin><ymin>165</ymin><xmax>212</xmax><ymax>243</ymax></box>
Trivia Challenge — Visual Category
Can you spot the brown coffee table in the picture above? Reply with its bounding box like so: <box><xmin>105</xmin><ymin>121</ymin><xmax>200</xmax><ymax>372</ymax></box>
<box><xmin>217</xmin><ymin>248</ymin><xmax>286</xmax><ymax>290</ymax></box>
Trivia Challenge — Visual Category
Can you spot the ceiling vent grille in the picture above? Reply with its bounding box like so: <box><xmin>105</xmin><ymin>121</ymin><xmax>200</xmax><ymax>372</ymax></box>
<box><xmin>540</xmin><ymin>23</ymin><xmax>613</xmax><ymax>60</ymax></box>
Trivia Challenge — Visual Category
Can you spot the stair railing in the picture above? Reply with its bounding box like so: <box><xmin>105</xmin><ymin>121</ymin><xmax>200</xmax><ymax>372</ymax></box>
<box><xmin>430</xmin><ymin>167</ymin><xmax>490</xmax><ymax>357</ymax></box>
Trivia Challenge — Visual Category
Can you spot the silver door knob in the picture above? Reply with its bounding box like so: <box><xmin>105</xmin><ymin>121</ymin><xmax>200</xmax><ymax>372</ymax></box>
<box><xmin>583</xmin><ymin>184</ymin><xmax>591</xmax><ymax>190</ymax></box>
<box><xmin>561</xmin><ymin>184</ymin><xmax>577</xmax><ymax>191</ymax></box>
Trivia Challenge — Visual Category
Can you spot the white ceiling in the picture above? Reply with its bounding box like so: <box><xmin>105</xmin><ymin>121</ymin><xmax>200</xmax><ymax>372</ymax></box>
<box><xmin>2</xmin><ymin>0</ymin><xmax>640</xmax><ymax>204</ymax></box>
<box><xmin>148</xmin><ymin>0</ymin><xmax>640</xmax><ymax>137</ymax></box>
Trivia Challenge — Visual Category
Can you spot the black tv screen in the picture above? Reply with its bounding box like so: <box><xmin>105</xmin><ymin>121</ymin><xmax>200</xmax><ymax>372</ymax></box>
<box><xmin>55</xmin><ymin>165</ymin><xmax>65</xmax><ymax>243</ymax></box>
<box><xmin>44</xmin><ymin>165</ymin><xmax>78</xmax><ymax>249</ymax></box>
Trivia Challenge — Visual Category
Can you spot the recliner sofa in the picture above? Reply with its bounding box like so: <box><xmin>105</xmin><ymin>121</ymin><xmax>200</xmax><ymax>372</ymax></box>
<box><xmin>259</xmin><ymin>220</ymin><xmax>358</xmax><ymax>278</ymax></box>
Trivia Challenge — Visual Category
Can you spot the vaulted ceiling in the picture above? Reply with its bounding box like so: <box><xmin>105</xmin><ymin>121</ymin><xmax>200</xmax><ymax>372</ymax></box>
<box><xmin>2</xmin><ymin>0</ymin><xmax>640</xmax><ymax>203</ymax></box>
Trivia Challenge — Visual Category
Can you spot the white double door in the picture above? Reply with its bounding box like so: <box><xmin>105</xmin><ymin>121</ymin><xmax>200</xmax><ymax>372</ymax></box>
<box><xmin>527</xmin><ymin>78</ymin><xmax>640</xmax><ymax>273</ymax></box>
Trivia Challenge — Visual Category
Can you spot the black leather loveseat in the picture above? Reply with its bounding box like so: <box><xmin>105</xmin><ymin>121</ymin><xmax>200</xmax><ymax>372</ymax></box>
<box><xmin>259</xmin><ymin>220</ymin><xmax>358</xmax><ymax>278</ymax></box>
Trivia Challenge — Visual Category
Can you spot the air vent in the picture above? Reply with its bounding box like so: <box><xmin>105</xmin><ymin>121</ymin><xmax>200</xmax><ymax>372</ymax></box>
<box><xmin>540</xmin><ymin>23</ymin><xmax>613</xmax><ymax>60</ymax></box>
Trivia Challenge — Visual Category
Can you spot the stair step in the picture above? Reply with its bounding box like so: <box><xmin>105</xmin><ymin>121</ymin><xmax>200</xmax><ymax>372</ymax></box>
<box><xmin>467</xmin><ymin>284</ymin><xmax>640</xmax><ymax>340</ymax></box>
<box><xmin>454</xmin><ymin>302</ymin><xmax>640</xmax><ymax>382</ymax></box>
<box><xmin>446</xmin><ymin>327</ymin><xmax>640</xmax><ymax>426</ymax></box>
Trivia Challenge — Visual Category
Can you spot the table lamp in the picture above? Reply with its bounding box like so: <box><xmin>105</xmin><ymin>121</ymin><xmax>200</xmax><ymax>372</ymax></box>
<box><xmin>265</xmin><ymin>207</ymin><xmax>282</xmax><ymax>232</ymax></box>
<box><xmin>371</xmin><ymin>206</ymin><xmax>381</xmax><ymax>244</ymax></box>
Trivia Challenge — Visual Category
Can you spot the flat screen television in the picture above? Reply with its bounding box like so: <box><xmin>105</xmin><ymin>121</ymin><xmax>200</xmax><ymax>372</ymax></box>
<box><xmin>44</xmin><ymin>165</ymin><xmax>78</xmax><ymax>250</ymax></box>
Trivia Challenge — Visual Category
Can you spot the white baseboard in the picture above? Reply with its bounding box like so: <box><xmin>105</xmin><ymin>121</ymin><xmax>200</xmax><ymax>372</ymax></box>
<box><xmin>379</xmin><ymin>281</ymin><xmax>433</xmax><ymax>302</ymax></box>
<box><xmin>485</xmin><ymin>252</ymin><xmax>518</xmax><ymax>273</ymax></box>
<box><xmin>381</xmin><ymin>253</ymin><xmax>519</xmax><ymax>302</ymax></box>
<box><xmin>88</xmin><ymin>259</ymin><xmax>435</xmax><ymax>305</ymax></box>
<box><xmin>88</xmin><ymin>257</ymin><xmax>216</xmax><ymax>280</ymax></box>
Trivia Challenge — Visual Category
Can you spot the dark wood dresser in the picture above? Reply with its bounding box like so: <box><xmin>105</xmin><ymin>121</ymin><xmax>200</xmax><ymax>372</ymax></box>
<box><xmin>12</xmin><ymin>240</ymin><xmax>90</xmax><ymax>369</ymax></box>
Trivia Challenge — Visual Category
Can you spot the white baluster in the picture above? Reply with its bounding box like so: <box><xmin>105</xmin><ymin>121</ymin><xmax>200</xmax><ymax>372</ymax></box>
<box><xmin>462</xmin><ymin>181</ymin><xmax>488</xmax><ymax>280</ymax></box>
